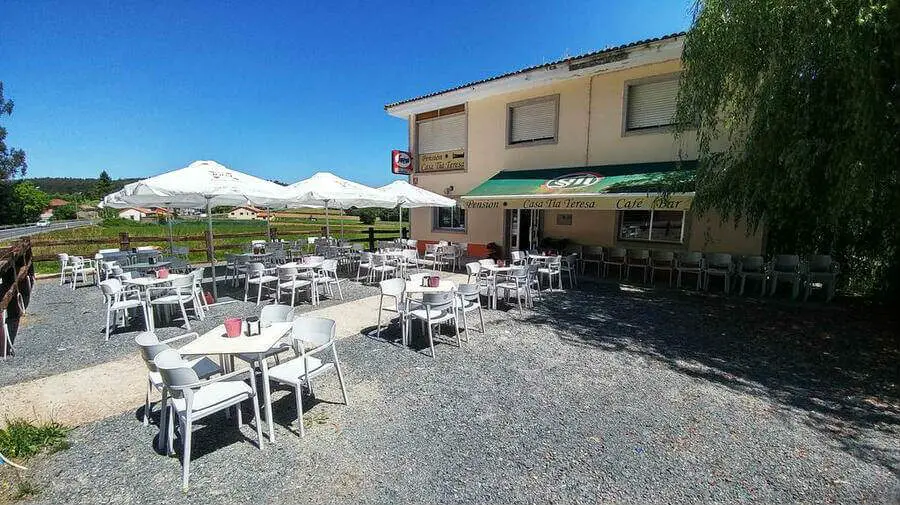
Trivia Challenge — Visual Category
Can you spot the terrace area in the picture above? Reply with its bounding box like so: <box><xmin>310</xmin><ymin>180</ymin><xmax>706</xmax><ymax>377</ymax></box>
<box><xmin>0</xmin><ymin>241</ymin><xmax>897</xmax><ymax>505</ymax></box>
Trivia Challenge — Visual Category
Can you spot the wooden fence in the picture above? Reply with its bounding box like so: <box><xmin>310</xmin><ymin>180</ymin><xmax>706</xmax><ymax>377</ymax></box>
<box><xmin>1</xmin><ymin>238</ymin><xmax>34</xmax><ymax>357</ymax></box>
<box><xmin>30</xmin><ymin>226</ymin><xmax>408</xmax><ymax>265</ymax></box>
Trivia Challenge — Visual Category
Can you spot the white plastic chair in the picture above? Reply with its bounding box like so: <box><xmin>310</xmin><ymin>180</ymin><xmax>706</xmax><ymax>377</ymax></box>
<box><xmin>510</xmin><ymin>250</ymin><xmax>527</xmax><ymax>266</ymax></box>
<box><xmin>675</xmin><ymin>252</ymin><xmax>704</xmax><ymax>290</ymax></box>
<box><xmin>266</xmin><ymin>317</ymin><xmax>348</xmax><ymax>437</ymax></box>
<box><xmin>408</xmin><ymin>291</ymin><xmax>460</xmax><ymax>358</ymax></box>
<box><xmin>236</xmin><ymin>304</ymin><xmax>297</xmax><ymax>367</ymax></box>
<box><xmin>57</xmin><ymin>253</ymin><xmax>75</xmax><ymax>286</ymax></box>
<box><xmin>356</xmin><ymin>251</ymin><xmax>373</xmax><ymax>281</ymax></box>
<box><xmin>99</xmin><ymin>278</ymin><xmax>149</xmax><ymax>341</ymax></box>
<box><xmin>650</xmin><ymin>251</ymin><xmax>675</xmax><ymax>285</ymax></box>
<box><xmin>737</xmin><ymin>255</ymin><xmax>768</xmax><ymax>296</ymax></box>
<box><xmin>70</xmin><ymin>256</ymin><xmax>99</xmax><ymax>290</ymax></box>
<box><xmin>804</xmin><ymin>254</ymin><xmax>839</xmax><ymax>302</ymax></box>
<box><xmin>155</xmin><ymin>349</ymin><xmax>263</xmax><ymax>490</ymax></box>
<box><xmin>276</xmin><ymin>265</ymin><xmax>315</xmax><ymax>306</ymax></box>
<box><xmin>376</xmin><ymin>278</ymin><xmax>412</xmax><ymax>343</ymax></box>
<box><xmin>135</xmin><ymin>331</ymin><xmax>221</xmax><ymax>426</ymax></box>
<box><xmin>465</xmin><ymin>261</ymin><xmax>482</xmax><ymax>284</ymax></box>
<box><xmin>560</xmin><ymin>253</ymin><xmax>579</xmax><ymax>287</ymax></box>
<box><xmin>603</xmin><ymin>248</ymin><xmax>627</xmax><ymax>279</ymax></box>
<box><xmin>147</xmin><ymin>276</ymin><xmax>201</xmax><ymax>331</ymax></box>
<box><xmin>244</xmin><ymin>262</ymin><xmax>278</xmax><ymax>305</ymax></box>
<box><xmin>371</xmin><ymin>254</ymin><xmax>397</xmax><ymax>282</ymax></box>
<box><xmin>455</xmin><ymin>284</ymin><xmax>485</xmax><ymax>336</ymax></box>
<box><xmin>538</xmin><ymin>255</ymin><xmax>564</xmax><ymax>291</ymax></box>
<box><xmin>704</xmin><ymin>253</ymin><xmax>734</xmax><ymax>293</ymax></box>
<box><xmin>316</xmin><ymin>259</ymin><xmax>344</xmax><ymax>301</ymax></box>
<box><xmin>769</xmin><ymin>254</ymin><xmax>803</xmax><ymax>299</ymax></box>
<box><xmin>495</xmin><ymin>266</ymin><xmax>530</xmax><ymax>312</ymax></box>
<box><xmin>580</xmin><ymin>246</ymin><xmax>603</xmax><ymax>276</ymax></box>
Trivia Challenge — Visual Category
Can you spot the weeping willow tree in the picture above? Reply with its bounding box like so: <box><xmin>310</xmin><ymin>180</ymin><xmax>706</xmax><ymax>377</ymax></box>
<box><xmin>675</xmin><ymin>1</ymin><xmax>900</xmax><ymax>295</ymax></box>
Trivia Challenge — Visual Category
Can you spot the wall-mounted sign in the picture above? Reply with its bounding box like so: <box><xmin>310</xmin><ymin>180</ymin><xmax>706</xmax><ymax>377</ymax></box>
<box><xmin>418</xmin><ymin>150</ymin><xmax>465</xmax><ymax>173</ymax></box>
<box><xmin>391</xmin><ymin>150</ymin><xmax>412</xmax><ymax>174</ymax></box>
<box><xmin>461</xmin><ymin>194</ymin><xmax>693</xmax><ymax>211</ymax></box>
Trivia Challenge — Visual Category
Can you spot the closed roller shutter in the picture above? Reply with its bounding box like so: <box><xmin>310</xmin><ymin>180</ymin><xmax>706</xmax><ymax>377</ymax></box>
<box><xmin>509</xmin><ymin>97</ymin><xmax>557</xmax><ymax>144</ymax></box>
<box><xmin>417</xmin><ymin>114</ymin><xmax>466</xmax><ymax>154</ymax></box>
<box><xmin>626</xmin><ymin>79</ymin><xmax>678</xmax><ymax>130</ymax></box>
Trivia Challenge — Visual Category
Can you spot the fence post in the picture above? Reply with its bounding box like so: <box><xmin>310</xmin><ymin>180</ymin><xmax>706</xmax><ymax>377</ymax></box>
<box><xmin>269</xmin><ymin>227</ymin><xmax>278</xmax><ymax>241</ymax></box>
<box><xmin>402</xmin><ymin>227</ymin><xmax>409</xmax><ymax>239</ymax></box>
<box><xmin>367</xmin><ymin>227</ymin><xmax>375</xmax><ymax>251</ymax></box>
<box><xmin>119</xmin><ymin>232</ymin><xmax>130</xmax><ymax>251</ymax></box>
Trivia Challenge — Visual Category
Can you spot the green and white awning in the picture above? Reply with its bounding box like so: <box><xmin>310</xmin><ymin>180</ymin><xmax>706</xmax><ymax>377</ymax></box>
<box><xmin>460</xmin><ymin>161</ymin><xmax>696</xmax><ymax>211</ymax></box>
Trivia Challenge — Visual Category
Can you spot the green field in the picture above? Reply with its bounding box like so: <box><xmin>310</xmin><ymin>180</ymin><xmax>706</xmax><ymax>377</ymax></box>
<box><xmin>20</xmin><ymin>215</ymin><xmax>403</xmax><ymax>274</ymax></box>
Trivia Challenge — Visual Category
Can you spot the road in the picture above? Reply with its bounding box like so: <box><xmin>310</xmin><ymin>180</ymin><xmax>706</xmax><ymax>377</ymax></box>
<box><xmin>0</xmin><ymin>219</ymin><xmax>94</xmax><ymax>242</ymax></box>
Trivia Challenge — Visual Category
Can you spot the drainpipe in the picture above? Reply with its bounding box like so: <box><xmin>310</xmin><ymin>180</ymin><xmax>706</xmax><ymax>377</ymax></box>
<box><xmin>585</xmin><ymin>75</ymin><xmax>594</xmax><ymax>166</ymax></box>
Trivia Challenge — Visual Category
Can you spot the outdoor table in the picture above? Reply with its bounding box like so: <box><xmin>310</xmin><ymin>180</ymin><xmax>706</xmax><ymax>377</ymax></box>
<box><xmin>528</xmin><ymin>254</ymin><xmax>552</xmax><ymax>263</ymax></box>
<box><xmin>179</xmin><ymin>320</ymin><xmax>293</xmax><ymax>444</ymax></box>
<box><xmin>405</xmin><ymin>279</ymin><xmax>456</xmax><ymax>295</ymax></box>
<box><xmin>123</xmin><ymin>273</ymin><xmax>189</xmax><ymax>330</ymax></box>
<box><xmin>121</xmin><ymin>261</ymin><xmax>171</xmax><ymax>274</ymax></box>
<box><xmin>483</xmin><ymin>264</ymin><xmax>515</xmax><ymax>309</ymax></box>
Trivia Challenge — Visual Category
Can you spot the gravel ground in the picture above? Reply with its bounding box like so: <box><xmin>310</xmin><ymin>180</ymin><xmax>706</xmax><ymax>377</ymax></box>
<box><xmin>9</xmin><ymin>281</ymin><xmax>899</xmax><ymax>504</ymax></box>
<box><xmin>0</xmin><ymin>269</ymin><xmax>379</xmax><ymax>387</ymax></box>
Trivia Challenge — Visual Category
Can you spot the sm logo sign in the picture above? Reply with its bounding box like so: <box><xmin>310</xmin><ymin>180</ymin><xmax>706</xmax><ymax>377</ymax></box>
<box><xmin>544</xmin><ymin>172</ymin><xmax>603</xmax><ymax>190</ymax></box>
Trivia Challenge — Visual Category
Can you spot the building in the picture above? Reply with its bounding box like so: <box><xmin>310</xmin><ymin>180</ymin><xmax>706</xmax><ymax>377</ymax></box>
<box><xmin>118</xmin><ymin>207</ymin><xmax>152</xmax><ymax>221</ymax></box>
<box><xmin>384</xmin><ymin>33</ymin><xmax>762</xmax><ymax>258</ymax></box>
<box><xmin>40</xmin><ymin>198</ymin><xmax>70</xmax><ymax>220</ymax></box>
<box><xmin>228</xmin><ymin>205</ymin><xmax>268</xmax><ymax>220</ymax></box>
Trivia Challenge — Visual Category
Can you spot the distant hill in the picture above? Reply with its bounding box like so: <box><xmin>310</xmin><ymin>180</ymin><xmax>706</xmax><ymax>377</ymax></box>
<box><xmin>25</xmin><ymin>177</ymin><xmax>141</xmax><ymax>196</ymax></box>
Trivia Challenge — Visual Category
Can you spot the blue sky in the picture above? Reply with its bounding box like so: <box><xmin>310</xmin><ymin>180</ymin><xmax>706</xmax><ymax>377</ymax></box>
<box><xmin>3</xmin><ymin>1</ymin><xmax>692</xmax><ymax>187</ymax></box>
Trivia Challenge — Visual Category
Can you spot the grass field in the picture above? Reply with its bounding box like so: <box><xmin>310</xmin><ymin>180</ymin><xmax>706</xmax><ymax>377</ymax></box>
<box><xmin>18</xmin><ymin>215</ymin><xmax>403</xmax><ymax>274</ymax></box>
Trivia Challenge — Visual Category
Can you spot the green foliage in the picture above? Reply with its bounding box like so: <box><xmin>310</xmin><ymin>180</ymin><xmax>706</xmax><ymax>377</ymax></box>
<box><xmin>25</xmin><ymin>176</ymin><xmax>139</xmax><ymax>197</ymax></box>
<box><xmin>0</xmin><ymin>419</ymin><xmax>68</xmax><ymax>459</ymax></box>
<box><xmin>675</xmin><ymin>0</ymin><xmax>900</xmax><ymax>295</ymax></box>
<box><xmin>356</xmin><ymin>208</ymin><xmax>378</xmax><ymax>225</ymax></box>
<box><xmin>0</xmin><ymin>82</ymin><xmax>27</xmax><ymax>181</ymax></box>
<box><xmin>13</xmin><ymin>480</ymin><xmax>40</xmax><ymax>500</ymax></box>
<box><xmin>94</xmin><ymin>170</ymin><xmax>113</xmax><ymax>199</ymax></box>
<box><xmin>51</xmin><ymin>203</ymin><xmax>77</xmax><ymax>221</ymax></box>
<box><xmin>12</xmin><ymin>182</ymin><xmax>50</xmax><ymax>223</ymax></box>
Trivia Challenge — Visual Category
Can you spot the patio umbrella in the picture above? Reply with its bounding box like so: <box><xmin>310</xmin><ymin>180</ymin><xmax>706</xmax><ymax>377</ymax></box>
<box><xmin>101</xmin><ymin>160</ymin><xmax>288</xmax><ymax>300</ymax></box>
<box><xmin>285</xmin><ymin>172</ymin><xmax>397</xmax><ymax>238</ymax></box>
<box><xmin>377</xmin><ymin>180</ymin><xmax>457</xmax><ymax>238</ymax></box>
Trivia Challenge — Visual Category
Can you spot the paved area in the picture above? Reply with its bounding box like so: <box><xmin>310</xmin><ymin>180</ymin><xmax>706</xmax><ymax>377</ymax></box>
<box><xmin>0</xmin><ymin>277</ymin><xmax>894</xmax><ymax>504</ymax></box>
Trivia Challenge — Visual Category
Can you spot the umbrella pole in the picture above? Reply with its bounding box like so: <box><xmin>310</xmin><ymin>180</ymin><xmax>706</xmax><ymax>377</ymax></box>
<box><xmin>167</xmin><ymin>207</ymin><xmax>174</xmax><ymax>254</ymax></box>
<box><xmin>398</xmin><ymin>205</ymin><xmax>402</xmax><ymax>239</ymax></box>
<box><xmin>340</xmin><ymin>206</ymin><xmax>344</xmax><ymax>240</ymax></box>
<box><xmin>206</xmin><ymin>198</ymin><xmax>218</xmax><ymax>301</ymax></box>
<box><xmin>325</xmin><ymin>202</ymin><xmax>330</xmax><ymax>239</ymax></box>
<box><xmin>266</xmin><ymin>206</ymin><xmax>271</xmax><ymax>240</ymax></box>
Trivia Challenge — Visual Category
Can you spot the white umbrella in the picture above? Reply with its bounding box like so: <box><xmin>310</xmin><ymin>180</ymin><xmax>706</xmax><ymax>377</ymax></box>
<box><xmin>285</xmin><ymin>172</ymin><xmax>397</xmax><ymax>238</ymax></box>
<box><xmin>377</xmin><ymin>180</ymin><xmax>456</xmax><ymax>238</ymax></box>
<box><xmin>102</xmin><ymin>160</ymin><xmax>289</xmax><ymax>300</ymax></box>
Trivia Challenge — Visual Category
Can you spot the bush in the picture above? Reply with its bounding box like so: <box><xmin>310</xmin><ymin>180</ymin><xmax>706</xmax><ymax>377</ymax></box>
<box><xmin>51</xmin><ymin>203</ymin><xmax>77</xmax><ymax>221</ymax></box>
<box><xmin>357</xmin><ymin>209</ymin><xmax>378</xmax><ymax>225</ymax></box>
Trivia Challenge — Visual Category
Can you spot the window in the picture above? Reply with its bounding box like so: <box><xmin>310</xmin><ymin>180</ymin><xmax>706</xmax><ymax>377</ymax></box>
<box><xmin>625</xmin><ymin>77</ymin><xmax>679</xmax><ymax>131</ymax></box>
<box><xmin>417</xmin><ymin>113</ymin><xmax>467</xmax><ymax>154</ymax></box>
<box><xmin>618</xmin><ymin>210</ymin><xmax>684</xmax><ymax>243</ymax></box>
<box><xmin>433</xmin><ymin>206</ymin><xmax>466</xmax><ymax>232</ymax></box>
<box><xmin>507</xmin><ymin>95</ymin><xmax>559</xmax><ymax>146</ymax></box>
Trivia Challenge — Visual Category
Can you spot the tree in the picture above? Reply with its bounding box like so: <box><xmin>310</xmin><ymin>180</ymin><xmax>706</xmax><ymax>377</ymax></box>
<box><xmin>52</xmin><ymin>203</ymin><xmax>77</xmax><ymax>221</ymax></box>
<box><xmin>357</xmin><ymin>208</ymin><xmax>378</xmax><ymax>225</ymax></box>
<box><xmin>0</xmin><ymin>82</ymin><xmax>26</xmax><ymax>181</ymax></box>
<box><xmin>675</xmin><ymin>0</ymin><xmax>900</xmax><ymax>295</ymax></box>
<box><xmin>13</xmin><ymin>181</ymin><xmax>50</xmax><ymax>223</ymax></box>
<box><xmin>95</xmin><ymin>170</ymin><xmax>113</xmax><ymax>199</ymax></box>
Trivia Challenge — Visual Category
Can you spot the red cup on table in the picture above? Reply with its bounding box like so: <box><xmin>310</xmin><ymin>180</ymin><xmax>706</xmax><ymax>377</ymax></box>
<box><xmin>224</xmin><ymin>317</ymin><xmax>243</xmax><ymax>338</ymax></box>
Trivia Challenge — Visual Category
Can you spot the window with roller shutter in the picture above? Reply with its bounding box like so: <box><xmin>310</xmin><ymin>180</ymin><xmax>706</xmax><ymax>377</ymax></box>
<box><xmin>624</xmin><ymin>77</ymin><xmax>679</xmax><ymax>132</ymax></box>
<box><xmin>417</xmin><ymin>113</ymin><xmax>466</xmax><ymax>154</ymax></box>
<box><xmin>507</xmin><ymin>95</ymin><xmax>559</xmax><ymax>146</ymax></box>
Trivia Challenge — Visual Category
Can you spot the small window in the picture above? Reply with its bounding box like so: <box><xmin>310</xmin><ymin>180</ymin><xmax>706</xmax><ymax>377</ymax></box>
<box><xmin>625</xmin><ymin>78</ymin><xmax>679</xmax><ymax>131</ymax></box>
<box><xmin>507</xmin><ymin>95</ymin><xmax>559</xmax><ymax>146</ymax></box>
<box><xmin>618</xmin><ymin>209</ymin><xmax>684</xmax><ymax>243</ymax></box>
<box><xmin>433</xmin><ymin>206</ymin><xmax>466</xmax><ymax>232</ymax></box>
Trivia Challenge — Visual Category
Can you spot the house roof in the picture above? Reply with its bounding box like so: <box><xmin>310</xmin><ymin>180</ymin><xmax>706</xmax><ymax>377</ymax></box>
<box><xmin>384</xmin><ymin>32</ymin><xmax>685</xmax><ymax>112</ymax></box>
<box><xmin>119</xmin><ymin>207</ymin><xmax>154</xmax><ymax>214</ymax></box>
<box><xmin>48</xmin><ymin>198</ymin><xmax>69</xmax><ymax>207</ymax></box>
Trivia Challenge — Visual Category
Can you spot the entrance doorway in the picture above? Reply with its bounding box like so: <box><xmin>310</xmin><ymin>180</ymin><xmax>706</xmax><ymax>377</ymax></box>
<box><xmin>505</xmin><ymin>209</ymin><xmax>542</xmax><ymax>253</ymax></box>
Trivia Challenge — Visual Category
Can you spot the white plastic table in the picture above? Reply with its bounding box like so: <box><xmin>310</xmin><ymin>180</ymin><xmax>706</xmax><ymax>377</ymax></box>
<box><xmin>122</xmin><ymin>273</ymin><xmax>188</xmax><ymax>288</ymax></box>
<box><xmin>405</xmin><ymin>279</ymin><xmax>456</xmax><ymax>295</ymax></box>
<box><xmin>179</xmin><ymin>320</ymin><xmax>293</xmax><ymax>443</ymax></box>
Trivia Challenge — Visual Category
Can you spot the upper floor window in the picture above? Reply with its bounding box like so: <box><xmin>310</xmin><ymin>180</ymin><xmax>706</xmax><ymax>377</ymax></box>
<box><xmin>416</xmin><ymin>104</ymin><xmax>467</xmax><ymax>172</ymax></box>
<box><xmin>507</xmin><ymin>94</ymin><xmax>559</xmax><ymax>146</ymax></box>
<box><xmin>624</xmin><ymin>77</ymin><xmax>679</xmax><ymax>132</ymax></box>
